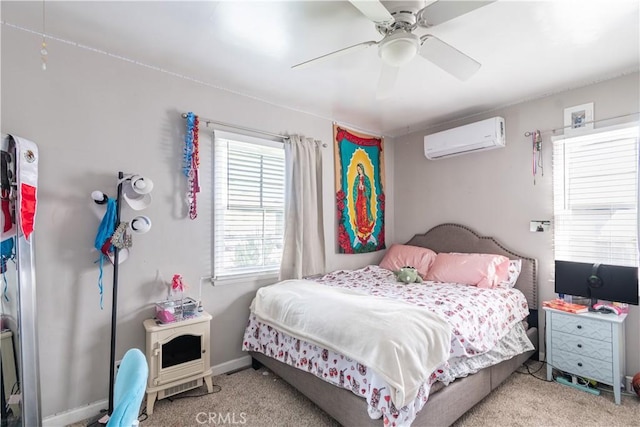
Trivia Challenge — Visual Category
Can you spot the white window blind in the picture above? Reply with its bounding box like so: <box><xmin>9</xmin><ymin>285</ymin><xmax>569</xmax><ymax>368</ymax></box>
<box><xmin>213</xmin><ymin>131</ymin><xmax>285</xmax><ymax>279</ymax></box>
<box><xmin>552</xmin><ymin>125</ymin><xmax>639</xmax><ymax>267</ymax></box>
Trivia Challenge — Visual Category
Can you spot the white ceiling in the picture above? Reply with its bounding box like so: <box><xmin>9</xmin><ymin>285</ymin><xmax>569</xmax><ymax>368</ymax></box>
<box><xmin>3</xmin><ymin>1</ymin><xmax>639</xmax><ymax>137</ymax></box>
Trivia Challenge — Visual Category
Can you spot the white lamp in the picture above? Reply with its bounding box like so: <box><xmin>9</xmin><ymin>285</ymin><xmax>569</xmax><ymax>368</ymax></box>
<box><xmin>378</xmin><ymin>32</ymin><xmax>419</xmax><ymax>67</ymax></box>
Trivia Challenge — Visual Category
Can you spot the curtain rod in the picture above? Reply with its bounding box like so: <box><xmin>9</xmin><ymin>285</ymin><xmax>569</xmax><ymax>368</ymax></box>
<box><xmin>181</xmin><ymin>113</ymin><xmax>289</xmax><ymax>141</ymax></box>
<box><xmin>524</xmin><ymin>111</ymin><xmax>640</xmax><ymax>137</ymax></box>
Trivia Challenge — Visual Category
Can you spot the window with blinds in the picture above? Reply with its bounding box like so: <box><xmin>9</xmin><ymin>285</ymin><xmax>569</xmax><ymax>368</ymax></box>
<box><xmin>552</xmin><ymin>125</ymin><xmax>639</xmax><ymax>267</ymax></box>
<box><xmin>213</xmin><ymin>130</ymin><xmax>285</xmax><ymax>279</ymax></box>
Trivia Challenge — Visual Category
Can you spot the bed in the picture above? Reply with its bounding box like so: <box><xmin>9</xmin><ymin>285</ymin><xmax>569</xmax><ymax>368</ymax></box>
<box><xmin>244</xmin><ymin>223</ymin><xmax>539</xmax><ymax>426</ymax></box>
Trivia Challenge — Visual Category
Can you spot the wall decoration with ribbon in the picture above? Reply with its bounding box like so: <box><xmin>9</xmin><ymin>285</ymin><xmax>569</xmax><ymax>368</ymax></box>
<box><xmin>531</xmin><ymin>130</ymin><xmax>543</xmax><ymax>185</ymax></box>
<box><xmin>183</xmin><ymin>112</ymin><xmax>200</xmax><ymax>219</ymax></box>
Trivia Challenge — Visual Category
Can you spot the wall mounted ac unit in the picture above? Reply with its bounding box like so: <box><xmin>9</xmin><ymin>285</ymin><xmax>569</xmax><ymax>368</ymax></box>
<box><xmin>424</xmin><ymin>116</ymin><xmax>505</xmax><ymax>160</ymax></box>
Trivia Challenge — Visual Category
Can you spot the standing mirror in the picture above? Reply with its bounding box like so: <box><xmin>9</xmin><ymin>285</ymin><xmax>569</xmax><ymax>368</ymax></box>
<box><xmin>1</xmin><ymin>134</ymin><xmax>41</xmax><ymax>426</ymax></box>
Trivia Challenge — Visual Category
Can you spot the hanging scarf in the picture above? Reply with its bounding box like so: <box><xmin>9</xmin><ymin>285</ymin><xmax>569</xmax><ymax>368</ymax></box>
<box><xmin>94</xmin><ymin>198</ymin><xmax>117</xmax><ymax>309</ymax></box>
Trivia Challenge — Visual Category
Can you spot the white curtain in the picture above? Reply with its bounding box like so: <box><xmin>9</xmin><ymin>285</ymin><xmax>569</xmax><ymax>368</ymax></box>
<box><xmin>279</xmin><ymin>135</ymin><xmax>326</xmax><ymax>280</ymax></box>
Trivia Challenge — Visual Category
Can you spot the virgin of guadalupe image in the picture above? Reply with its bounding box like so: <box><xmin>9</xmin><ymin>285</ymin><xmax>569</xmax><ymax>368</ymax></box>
<box><xmin>352</xmin><ymin>163</ymin><xmax>375</xmax><ymax>245</ymax></box>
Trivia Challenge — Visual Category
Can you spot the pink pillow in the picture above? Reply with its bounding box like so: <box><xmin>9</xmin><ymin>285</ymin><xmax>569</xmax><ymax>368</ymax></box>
<box><xmin>425</xmin><ymin>252</ymin><xmax>510</xmax><ymax>288</ymax></box>
<box><xmin>379</xmin><ymin>244</ymin><xmax>437</xmax><ymax>278</ymax></box>
<box><xmin>497</xmin><ymin>259</ymin><xmax>522</xmax><ymax>288</ymax></box>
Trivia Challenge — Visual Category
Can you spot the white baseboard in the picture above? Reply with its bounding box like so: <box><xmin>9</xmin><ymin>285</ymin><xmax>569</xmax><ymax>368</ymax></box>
<box><xmin>42</xmin><ymin>399</ymin><xmax>107</xmax><ymax>427</ymax></box>
<box><xmin>41</xmin><ymin>356</ymin><xmax>252</xmax><ymax>426</ymax></box>
<box><xmin>211</xmin><ymin>355</ymin><xmax>252</xmax><ymax>376</ymax></box>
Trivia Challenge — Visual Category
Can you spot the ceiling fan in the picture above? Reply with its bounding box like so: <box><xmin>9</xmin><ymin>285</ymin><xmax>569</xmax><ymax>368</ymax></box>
<box><xmin>292</xmin><ymin>0</ymin><xmax>495</xmax><ymax>98</ymax></box>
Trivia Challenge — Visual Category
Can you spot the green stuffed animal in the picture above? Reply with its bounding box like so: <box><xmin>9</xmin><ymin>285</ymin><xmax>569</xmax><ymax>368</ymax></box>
<box><xmin>394</xmin><ymin>266</ymin><xmax>423</xmax><ymax>284</ymax></box>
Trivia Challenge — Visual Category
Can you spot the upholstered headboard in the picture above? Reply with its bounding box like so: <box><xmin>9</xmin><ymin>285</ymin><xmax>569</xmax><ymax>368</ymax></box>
<box><xmin>405</xmin><ymin>223</ymin><xmax>538</xmax><ymax>309</ymax></box>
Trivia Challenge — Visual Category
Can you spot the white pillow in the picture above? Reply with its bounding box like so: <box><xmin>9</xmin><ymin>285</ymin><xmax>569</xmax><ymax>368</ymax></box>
<box><xmin>498</xmin><ymin>259</ymin><xmax>522</xmax><ymax>288</ymax></box>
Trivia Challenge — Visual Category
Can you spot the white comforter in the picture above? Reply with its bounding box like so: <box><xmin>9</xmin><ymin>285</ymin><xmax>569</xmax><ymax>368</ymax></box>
<box><xmin>251</xmin><ymin>279</ymin><xmax>452</xmax><ymax>408</ymax></box>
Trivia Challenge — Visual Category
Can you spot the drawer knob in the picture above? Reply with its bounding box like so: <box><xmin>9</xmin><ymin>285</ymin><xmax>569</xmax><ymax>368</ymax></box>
<box><xmin>577</xmin><ymin>362</ymin><xmax>583</xmax><ymax>367</ymax></box>
<box><xmin>577</xmin><ymin>344</ymin><xmax>582</xmax><ymax>348</ymax></box>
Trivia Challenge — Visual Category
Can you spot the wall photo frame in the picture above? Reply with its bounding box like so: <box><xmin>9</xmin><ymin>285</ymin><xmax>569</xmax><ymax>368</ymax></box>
<box><xmin>563</xmin><ymin>103</ymin><xmax>594</xmax><ymax>135</ymax></box>
<box><xmin>529</xmin><ymin>220</ymin><xmax>551</xmax><ymax>233</ymax></box>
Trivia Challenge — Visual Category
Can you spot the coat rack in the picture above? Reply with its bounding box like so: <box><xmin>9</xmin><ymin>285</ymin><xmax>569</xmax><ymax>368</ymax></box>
<box><xmin>92</xmin><ymin>171</ymin><xmax>153</xmax><ymax>419</ymax></box>
<box><xmin>108</xmin><ymin>171</ymin><xmax>123</xmax><ymax>416</ymax></box>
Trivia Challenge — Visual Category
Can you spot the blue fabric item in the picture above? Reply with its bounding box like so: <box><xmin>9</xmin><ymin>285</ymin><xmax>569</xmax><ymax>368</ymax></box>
<box><xmin>0</xmin><ymin>237</ymin><xmax>13</xmax><ymax>259</ymax></box>
<box><xmin>2</xmin><ymin>273</ymin><xmax>8</xmax><ymax>302</ymax></box>
<box><xmin>94</xmin><ymin>198</ymin><xmax>117</xmax><ymax>309</ymax></box>
<box><xmin>1</xmin><ymin>237</ymin><xmax>14</xmax><ymax>300</ymax></box>
<box><xmin>95</xmin><ymin>198</ymin><xmax>117</xmax><ymax>251</ymax></box>
<box><xmin>107</xmin><ymin>348</ymin><xmax>148</xmax><ymax>427</ymax></box>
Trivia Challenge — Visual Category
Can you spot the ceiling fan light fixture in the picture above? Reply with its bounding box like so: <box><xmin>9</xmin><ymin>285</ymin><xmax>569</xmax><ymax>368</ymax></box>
<box><xmin>379</xmin><ymin>32</ymin><xmax>419</xmax><ymax>67</ymax></box>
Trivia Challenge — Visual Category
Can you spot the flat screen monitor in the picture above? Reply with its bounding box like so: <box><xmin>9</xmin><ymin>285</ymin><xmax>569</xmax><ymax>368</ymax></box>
<box><xmin>555</xmin><ymin>260</ymin><xmax>639</xmax><ymax>306</ymax></box>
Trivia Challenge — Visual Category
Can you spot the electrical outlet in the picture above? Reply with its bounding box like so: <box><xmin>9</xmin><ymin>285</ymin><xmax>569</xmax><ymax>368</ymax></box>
<box><xmin>625</xmin><ymin>375</ymin><xmax>634</xmax><ymax>393</ymax></box>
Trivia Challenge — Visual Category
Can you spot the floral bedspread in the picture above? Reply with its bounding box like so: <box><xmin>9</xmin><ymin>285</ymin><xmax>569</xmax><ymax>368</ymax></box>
<box><xmin>244</xmin><ymin>314</ymin><xmax>439</xmax><ymax>426</ymax></box>
<box><xmin>243</xmin><ymin>265</ymin><xmax>531</xmax><ymax>427</ymax></box>
<box><xmin>314</xmin><ymin>266</ymin><xmax>529</xmax><ymax>357</ymax></box>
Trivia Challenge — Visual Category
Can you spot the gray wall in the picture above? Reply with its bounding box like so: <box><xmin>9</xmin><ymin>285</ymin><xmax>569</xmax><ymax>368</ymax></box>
<box><xmin>393</xmin><ymin>72</ymin><xmax>640</xmax><ymax>376</ymax></box>
<box><xmin>1</xmin><ymin>25</ymin><xmax>395</xmax><ymax>416</ymax></box>
<box><xmin>3</xmin><ymin>4</ymin><xmax>637</xmax><ymax>419</ymax></box>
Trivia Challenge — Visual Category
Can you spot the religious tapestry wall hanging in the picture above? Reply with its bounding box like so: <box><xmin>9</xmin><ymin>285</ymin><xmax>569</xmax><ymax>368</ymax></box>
<box><xmin>334</xmin><ymin>124</ymin><xmax>385</xmax><ymax>254</ymax></box>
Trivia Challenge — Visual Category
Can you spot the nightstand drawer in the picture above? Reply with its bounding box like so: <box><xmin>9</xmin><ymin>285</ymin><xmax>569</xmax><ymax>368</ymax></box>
<box><xmin>552</xmin><ymin>349</ymin><xmax>613</xmax><ymax>384</ymax></box>
<box><xmin>550</xmin><ymin>312</ymin><xmax>612</xmax><ymax>342</ymax></box>
<box><xmin>551</xmin><ymin>330</ymin><xmax>612</xmax><ymax>362</ymax></box>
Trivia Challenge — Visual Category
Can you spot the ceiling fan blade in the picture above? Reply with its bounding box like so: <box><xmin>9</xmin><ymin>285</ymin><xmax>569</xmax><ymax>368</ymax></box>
<box><xmin>292</xmin><ymin>40</ymin><xmax>378</xmax><ymax>69</ymax></box>
<box><xmin>419</xmin><ymin>35</ymin><xmax>481</xmax><ymax>81</ymax></box>
<box><xmin>349</xmin><ymin>0</ymin><xmax>394</xmax><ymax>25</ymax></box>
<box><xmin>376</xmin><ymin>63</ymin><xmax>399</xmax><ymax>99</ymax></box>
<box><xmin>417</xmin><ymin>1</ymin><xmax>495</xmax><ymax>27</ymax></box>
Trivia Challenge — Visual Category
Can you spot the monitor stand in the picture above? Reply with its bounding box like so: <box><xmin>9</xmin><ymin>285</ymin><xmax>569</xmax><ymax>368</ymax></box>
<box><xmin>587</xmin><ymin>286</ymin><xmax>598</xmax><ymax>312</ymax></box>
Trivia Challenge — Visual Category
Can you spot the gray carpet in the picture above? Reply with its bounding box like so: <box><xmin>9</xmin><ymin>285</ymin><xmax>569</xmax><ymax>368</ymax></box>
<box><xmin>139</xmin><ymin>368</ymin><xmax>340</xmax><ymax>427</ymax></box>
<box><xmin>74</xmin><ymin>362</ymin><xmax>639</xmax><ymax>427</ymax></box>
<box><xmin>452</xmin><ymin>365</ymin><xmax>639</xmax><ymax>427</ymax></box>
